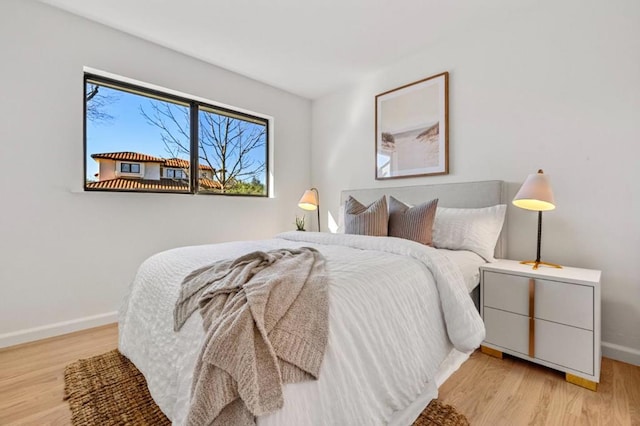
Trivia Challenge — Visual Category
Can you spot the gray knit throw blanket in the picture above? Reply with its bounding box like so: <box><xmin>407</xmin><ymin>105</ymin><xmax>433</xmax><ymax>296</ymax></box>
<box><xmin>174</xmin><ymin>247</ymin><xmax>329</xmax><ymax>426</ymax></box>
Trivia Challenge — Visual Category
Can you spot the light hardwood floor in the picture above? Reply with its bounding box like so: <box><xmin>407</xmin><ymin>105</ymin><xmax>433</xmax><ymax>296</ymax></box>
<box><xmin>1</xmin><ymin>323</ymin><xmax>639</xmax><ymax>425</ymax></box>
<box><xmin>439</xmin><ymin>350</ymin><xmax>640</xmax><ymax>426</ymax></box>
<box><xmin>0</xmin><ymin>324</ymin><xmax>118</xmax><ymax>426</ymax></box>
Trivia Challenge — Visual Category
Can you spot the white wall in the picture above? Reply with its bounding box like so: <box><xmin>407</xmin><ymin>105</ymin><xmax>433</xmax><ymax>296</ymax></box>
<box><xmin>0</xmin><ymin>0</ymin><xmax>311</xmax><ymax>345</ymax></box>
<box><xmin>98</xmin><ymin>160</ymin><xmax>116</xmax><ymax>181</ymax></box>
<box><xmin>312</xmin><ymin>1</ymin><xmax>640</xmax><ymax>363</ymax></box>
<box><xmin>143</xmin><ymin>163</ymin><xmax>160</xmax><ymax>181</ymax></box>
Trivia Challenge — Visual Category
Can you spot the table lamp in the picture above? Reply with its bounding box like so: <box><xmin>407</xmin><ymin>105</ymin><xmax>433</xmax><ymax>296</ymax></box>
<box><xmin>513</xmin><ymin>170</ymin><xmax>562</xmax><ymax>270</ymax></box>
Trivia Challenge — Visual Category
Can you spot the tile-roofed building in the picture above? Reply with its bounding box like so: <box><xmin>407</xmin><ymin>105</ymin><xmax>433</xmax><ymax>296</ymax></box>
<box><xmin>88</xmin><ymin>151</ymin><xmax>218</xmax><ymax>191</ymax></box>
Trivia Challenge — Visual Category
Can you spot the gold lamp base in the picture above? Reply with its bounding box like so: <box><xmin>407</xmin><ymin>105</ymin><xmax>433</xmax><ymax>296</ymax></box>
<box><xmin>520</xmin><ymin>260</ymin><xmax>563</xmax><ymax>270</ymax></box>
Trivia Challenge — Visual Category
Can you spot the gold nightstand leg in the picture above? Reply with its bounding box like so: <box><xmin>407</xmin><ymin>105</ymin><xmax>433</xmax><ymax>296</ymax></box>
<box><xmin>566</xmin><ymin>373</ymin><xmax>598</xmax><ymax>391</ymax></box>
<box><xmin>480</xmin><ymin>345</ymin><xmax>503</xmax><ymax>359</ymax></box>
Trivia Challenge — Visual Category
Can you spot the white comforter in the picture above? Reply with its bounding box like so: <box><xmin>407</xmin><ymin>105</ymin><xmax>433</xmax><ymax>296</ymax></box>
<box><xmin>118</xmin><ymin>232</ymin><xmax>485</xmax><ymax>425</ymax></box>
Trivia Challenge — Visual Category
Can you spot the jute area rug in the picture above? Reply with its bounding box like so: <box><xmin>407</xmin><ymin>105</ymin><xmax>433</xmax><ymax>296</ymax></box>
<box><xmin>64</xmin><ymin>350</ymin><xmax>469</xmax><ymax>426</ymax></box>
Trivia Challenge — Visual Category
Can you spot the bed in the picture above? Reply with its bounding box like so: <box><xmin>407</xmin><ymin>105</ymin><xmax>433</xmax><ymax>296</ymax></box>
<box><xmin>118</xmin><ymin>180</ymin><xmax>507</xmax><ymax>425</ymax></box>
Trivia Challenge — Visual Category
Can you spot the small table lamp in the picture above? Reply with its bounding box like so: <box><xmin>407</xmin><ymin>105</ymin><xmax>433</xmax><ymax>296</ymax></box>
<box><xmin>298</xmin><ymin>188</ymin><xmax>320</xmax><ymax>231</ymax></box>
<box><xmin>513</xmin><ymin>170</ymin><xmax>562</xmax><ymax>270</ymax></box>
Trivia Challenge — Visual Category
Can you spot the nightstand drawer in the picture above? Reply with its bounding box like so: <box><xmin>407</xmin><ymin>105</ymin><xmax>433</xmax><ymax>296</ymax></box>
<box><xmin>483</xmin><ymin>271</ymin><xmax>529</xmax><ymax>315</ymax></box>
<box><xmin>483</xmin><ymin>307</ymin><xmax>529</xmax><ymax>355</ymax></box>
<box><xmin>536</xmin><ymin>279</ymin><xmax>593</xmax><ymax>330</ymax></box>
<box><xmin>483</xmin><ymin>307</ymin><xmax>594</xmax><ymax>375</ymax></box>
<box><xmin>536</xmin><ymin>319</ymin><xmax>594</xmax><ymax>375</ymax></box>
<box><xmin>483</xmin><ymin>271</ymin><xmax>593</xmax><ymax>330</ymax></box>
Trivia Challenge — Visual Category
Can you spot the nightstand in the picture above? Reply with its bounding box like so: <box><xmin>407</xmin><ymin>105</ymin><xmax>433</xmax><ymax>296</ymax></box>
<box><xmin>479</xmin><ymin>259</ymin><xmax>601</xmax><ymax>391</ymax></box>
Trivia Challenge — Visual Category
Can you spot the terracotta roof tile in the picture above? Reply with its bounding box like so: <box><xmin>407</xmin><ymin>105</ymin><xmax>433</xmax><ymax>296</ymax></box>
<box><xmin>91</xmin><ymin>152</ymin><xmax>214</xmax><ymax>171</ymax></box>
<box><xmin>91</xmin><ymin>152</ymin><xmax>166</xmax><ymax>163</ymax></box>
<box><xmin>165</xmin><ymin>158</ymin><xmax>214</xmax><ymax>171</ymax></box>
<box><xmin>199</xmin><ymin>178</ymin><xmax>222</xmax><ymax>190</ymax></box>
<box><xmin>85</xmin><ymin>178</ymin><xmax>221</xmax><ymax>191</ymax></box>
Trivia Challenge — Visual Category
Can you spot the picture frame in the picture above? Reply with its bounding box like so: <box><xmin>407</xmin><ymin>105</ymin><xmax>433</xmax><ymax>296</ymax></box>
<box><xmin>375</xmin><ymin>72</ymin><xmax>449</xmax><ymax>179</ymax></box>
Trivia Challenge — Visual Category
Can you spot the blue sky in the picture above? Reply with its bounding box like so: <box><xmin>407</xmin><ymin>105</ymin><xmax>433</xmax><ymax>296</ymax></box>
<box><xmin>85</xmin><ymin>84</ymin><xmax>267</xmax><ymax>182</ymax></box>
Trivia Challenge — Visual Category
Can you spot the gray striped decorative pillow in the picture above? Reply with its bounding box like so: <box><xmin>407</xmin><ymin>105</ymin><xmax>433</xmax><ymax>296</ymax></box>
<box><xmin>388</xmin><ymin>196</ymin><xmax>439</xmax><ymax>246</ymax></box>
<box><xmin>344</xmin><ymin>196</ymin><xmax>388</xmax><ymax>236</ymax></box>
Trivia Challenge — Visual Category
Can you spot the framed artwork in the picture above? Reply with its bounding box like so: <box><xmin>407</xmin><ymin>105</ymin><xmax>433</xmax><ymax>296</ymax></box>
<box><xmin>375</xmin><ymin>72</ymin><xmax>449</xmax><ymax>179</ymax></box>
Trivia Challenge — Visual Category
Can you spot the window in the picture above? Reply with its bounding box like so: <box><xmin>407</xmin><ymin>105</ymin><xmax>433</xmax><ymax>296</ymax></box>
<box><xmin>166</xmin><ymin>169</ymin><xmax>186</xmax><ymax>179</ymax></box>
<box><xmin>84</xmin><ymin>73</ymin><xmax>269</xmax><ymax>196</ymax></box>
<box><xmin>121</xmin><ymin>163</ymin><xmax>140</xmax><ymax>174</ymax></box>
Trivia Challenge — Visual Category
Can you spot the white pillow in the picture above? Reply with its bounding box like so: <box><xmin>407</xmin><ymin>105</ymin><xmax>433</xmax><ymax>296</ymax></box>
<box><xmin>432</xmin><ymin>205</ymin><xmax>507</xmax><ymax>262</ymax></box>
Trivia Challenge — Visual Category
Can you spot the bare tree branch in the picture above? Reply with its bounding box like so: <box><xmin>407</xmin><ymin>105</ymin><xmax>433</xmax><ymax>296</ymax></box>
<box><xmin>140</xmin><ymin>102</ymin><xmax>266</xmax><ymax>194</ymax></box>
<box><xmin>86</xmin><ymin>85</ymin><xmax>99</xmax><ymax>102</ymax></box>
<box><xmin>86</xmin><ymin>84</ymin><xmax>117</xmax><ymax>123</ymax></box>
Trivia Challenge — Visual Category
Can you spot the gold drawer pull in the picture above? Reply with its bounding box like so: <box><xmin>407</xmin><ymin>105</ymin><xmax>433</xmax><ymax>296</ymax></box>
<box><xmin>529</xmin><ymin>278</ymin><xmax>535</xmax><ymax>357</ymax></box>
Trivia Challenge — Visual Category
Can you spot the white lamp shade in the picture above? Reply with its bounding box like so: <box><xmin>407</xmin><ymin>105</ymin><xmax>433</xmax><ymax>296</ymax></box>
<box><xmin>513</xmin><ymin>170</ymin><xmax>556</xmax><ymax>211</ymax></box>
<box><xmin>298</xmin><ymin>189</ymin><xmax>318</xmax><ymax>211</ymax></box>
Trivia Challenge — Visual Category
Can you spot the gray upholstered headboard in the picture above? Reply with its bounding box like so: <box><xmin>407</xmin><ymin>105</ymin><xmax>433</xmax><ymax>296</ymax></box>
<box><xmin>340</xmin><ymin>180</ymin><xmax>507</xmax><ymax>259</ymax></box>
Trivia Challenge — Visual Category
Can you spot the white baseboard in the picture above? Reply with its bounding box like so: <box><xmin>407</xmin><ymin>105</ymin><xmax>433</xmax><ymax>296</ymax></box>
<box><xmin>602</xmin><ymin>341</ymin><xmax>640</xmax><ymax>367</ymax></box>
<box><xmin>0</xmin><ymin>311</ymin><xmax>118</xmax><ymax>349</ymax></box>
